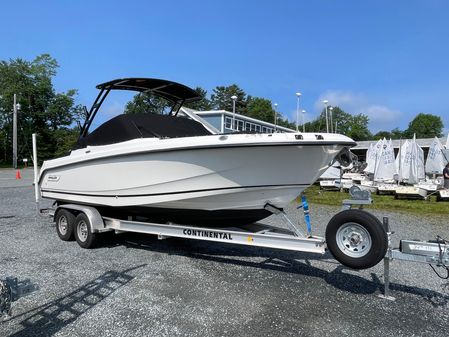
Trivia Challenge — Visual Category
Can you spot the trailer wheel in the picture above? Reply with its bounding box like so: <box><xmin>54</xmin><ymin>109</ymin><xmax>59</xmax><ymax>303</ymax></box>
<box><xmin>55</xmin><ymin>209</ymin><xmax>75</xmax><ymax>241</ymax></box>
<box><xmin>74</xmin><ymin>213</ymin><xmax>98</xmax><ymax>249</ymax></box>
<box><xmin>325</xmin><ymin>209</ymin><xmax>387</xmax><ymax>269</ymax></box>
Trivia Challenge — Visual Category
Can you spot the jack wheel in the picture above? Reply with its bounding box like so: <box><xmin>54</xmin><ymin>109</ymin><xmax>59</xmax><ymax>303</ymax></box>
<box><xmin>325</xmin><ymin>209</ymin><xmax>387</xmax><ymax>269</ymax></box>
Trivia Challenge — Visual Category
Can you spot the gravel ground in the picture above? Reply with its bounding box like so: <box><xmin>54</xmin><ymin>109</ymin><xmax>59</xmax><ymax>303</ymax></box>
<box><xmin>1</xmin><ymin>168</ymin><xmax>448</xmax><ymax>337</ymax></box>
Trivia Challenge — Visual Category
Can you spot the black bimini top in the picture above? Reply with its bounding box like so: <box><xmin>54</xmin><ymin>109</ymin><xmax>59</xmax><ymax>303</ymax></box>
<box><xmin>75</xmin><ymin>78</ymin><xmax>206</xmax><ymax>149</ymax></box>
<box><xmin>97</xmin><ymin>78</ymin><xmax>201</xmax><ymax>103</ymax></box>
<box><xmin>76</xmin><ymin>113</ymin><xmax>212</xmax><ymax>148</ymax></box>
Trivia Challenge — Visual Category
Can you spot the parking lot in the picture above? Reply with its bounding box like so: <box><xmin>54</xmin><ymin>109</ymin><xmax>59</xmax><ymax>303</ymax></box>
<box><xmin>1</xmin><ymin>168</ymin><xmax>448</xmax><ymax>337</ymax></box>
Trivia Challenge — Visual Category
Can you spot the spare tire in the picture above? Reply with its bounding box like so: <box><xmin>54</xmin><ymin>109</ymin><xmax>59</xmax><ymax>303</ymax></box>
<box><xmin>325</xmin><ymin>209</ymin><xmax>387</xmax><ymax>269</ymax></box>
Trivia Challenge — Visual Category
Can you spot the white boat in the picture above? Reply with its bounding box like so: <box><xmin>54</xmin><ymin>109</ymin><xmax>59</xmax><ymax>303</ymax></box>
<box><xmin>395</xmin><ymin>185</ymin><xmax>427</xmax><ymax>199</ymax></box>
<box><xmin>341</xmin><ymin>172</ymin><xmax>364</xmax><ymax>180</ymax></box>
<box><xmin>425</xmin><ymin>137</ymin><xmax>446</xmax><ymax>175</ymax></box>
<box><xmin>38</xmin><ymin>78</ymin><xmax>355</xmax><ymax>225</ymax></box>
<box><xmin>376</xmin><ymin>183</ymin><xmax>397</xmax><ymax>195</ymax></box>
<box><xmin>319</xmin><ymin>180</ymin><xmax>339</xmax><ymax>190</ymax></box>
<box><xmin>374</xmin><ymin>138</ymin><xmax>397</xmax><ymax>182</ymax></box>
<box><xmin>358</xmin><ymin>180</ymin><xmax>378</xmax><ymax>193</ymax></box>
<box><xmin>437</xmin><ymin>189</ymin><xmax>449</xmax><ymax>201</ymax></box>
<box><xmin>414</xmin><ymin>182</ymin><xmax>438</xmax><ymax>193</ymax></box>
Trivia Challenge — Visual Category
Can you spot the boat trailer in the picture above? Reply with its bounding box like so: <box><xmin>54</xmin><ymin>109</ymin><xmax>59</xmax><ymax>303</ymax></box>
<box><xmin>36</xmin><ymin>187</ymin><xmax>448</xmax><ymax>301</ymax></box>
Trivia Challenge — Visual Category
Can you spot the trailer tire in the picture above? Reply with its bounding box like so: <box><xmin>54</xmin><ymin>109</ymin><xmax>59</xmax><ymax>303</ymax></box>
<box><xmin>74</xmin><ymin>213</ymin><xmax>98</xmax><ymax>249</ymax></box>
<box><xmin>55</xmin><ymin>209</ymin><xmax>75</xmax><ymax>241</ymax></box>
<box><xmin>325</xmin><ymin>209</ymin><xmax>387</xmax><ymax>270</ymax></box>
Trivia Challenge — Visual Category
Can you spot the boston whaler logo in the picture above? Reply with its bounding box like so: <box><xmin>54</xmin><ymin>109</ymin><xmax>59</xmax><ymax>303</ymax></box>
<box><xmin>183</xmin><ymin>228</ymin><xmax>233</xmax><ymax>240</ymax></box>
<box><xmin>47</xmin><ymin>175</ymin><xmax>60</xmax><ymax>182</ymax></box>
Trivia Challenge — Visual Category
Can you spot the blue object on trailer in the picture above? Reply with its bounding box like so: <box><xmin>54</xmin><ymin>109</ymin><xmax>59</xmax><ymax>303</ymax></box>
<box><xmin>297</xmin><ymin>194</ymin><xmax>312</xmax><ymax>236</ymax></box>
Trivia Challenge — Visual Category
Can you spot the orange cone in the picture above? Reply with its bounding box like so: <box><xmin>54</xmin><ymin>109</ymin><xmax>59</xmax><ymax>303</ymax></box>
<box><xmin>15</xmin><ymin>170</ymin><xmax>21</xmax><ymax>179</ymax></box>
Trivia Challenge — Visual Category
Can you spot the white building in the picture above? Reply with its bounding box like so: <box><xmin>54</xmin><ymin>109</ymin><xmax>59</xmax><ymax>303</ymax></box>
<box><xmin>182</xmin><ymin>108</ymin><xmax>295</xmax><ymax>134</ymax></box>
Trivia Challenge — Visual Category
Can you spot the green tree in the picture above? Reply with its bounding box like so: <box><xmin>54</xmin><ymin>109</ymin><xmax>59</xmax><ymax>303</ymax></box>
<box><xmin>210</xmin><ymin>84</ymin><xmax>247</xmax><ymax>113</ymax></box>
<box><xmin>184</xmin><ymin>87</ymin><xmax>212</xmax><ymax>111</ymax></box>
<box><xmin>246</xmin><ymin>97</ymin><xmax>275</xmax><ymax>123</ymax></box>
<box><xmin>0</xmin><ymin>54</ymin><xmax>82</xmax><ymax>162</ymax></box>
<box><xmin>53</xmin><ymin>127</ymin><xmax>80</xmax><ymax>158</ymax></box>
<box><xmin>390</xmin><ymin>127</ymin><xmax>404</xmax><ymax>139</ymax></box>
<box><xmin>373</xmin><ymin>130</ymin><xmax>392</xmax><ymax>139</ymax></box>
<box><xmin>305</xmin><ymin>106</ymin><xmax>372</xmax><ymax>141</ymax></box>
<box><xmin>125</xmin><ymin>86</ymin><xmax>212</xmax><ymax>114</ymax></box>
<box><xmin>124</xmin><ymin>93</ymin><xmax>171</xmax><ymax>115</ymax></box>
<box><xmin>404</xmin><ymin>113</ymin><xmax>443</xmax><ymax>138</ymax></box>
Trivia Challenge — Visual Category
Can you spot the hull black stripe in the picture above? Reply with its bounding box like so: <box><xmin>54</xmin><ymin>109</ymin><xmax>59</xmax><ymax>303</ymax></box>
<box><xmin>41</xmin><ymin>183</ymin><xmax>309</xmax><ymax>198</ymax></box>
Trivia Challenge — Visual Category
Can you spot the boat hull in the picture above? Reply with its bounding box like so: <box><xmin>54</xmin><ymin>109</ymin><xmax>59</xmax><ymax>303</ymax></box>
<box><xmin>39</xmin><ymin>134</ymin><xmax>352</xmax><ymax>225</ymax></box>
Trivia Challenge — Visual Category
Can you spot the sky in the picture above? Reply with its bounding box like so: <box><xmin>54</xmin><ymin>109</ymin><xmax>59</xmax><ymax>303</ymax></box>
<box><xmin>1</xmin><ymin>0</ymin><xmax>449</xmax><ymax>134</ymax></box>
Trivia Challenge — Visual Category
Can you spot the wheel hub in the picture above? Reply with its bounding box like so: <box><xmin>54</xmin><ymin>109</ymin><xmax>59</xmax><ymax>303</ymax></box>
<box><xmin>58</xmin><ymin>216</ymin><xmax>68</xmax><ymax>235</ymax></box>
<box><xmin>78</xmin><ymin>221</ymin><xmax>88</xmax><ymax>242</ymax></box>
<box><xmin>349</xmin><ymin>232</ymin><xmax>362</xmax><ymax>246</ymax></box>
<box><xmin>336</xmin><ymin>222</ymin><xmax>372</xmax><ymax>258</ymax></box>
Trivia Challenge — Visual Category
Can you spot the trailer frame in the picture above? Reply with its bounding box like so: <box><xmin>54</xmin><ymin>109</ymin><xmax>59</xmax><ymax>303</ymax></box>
<box><xmin>45</xmin><ymin>203</ymin><xmax>327</xmax><ymax>255</ymax></box>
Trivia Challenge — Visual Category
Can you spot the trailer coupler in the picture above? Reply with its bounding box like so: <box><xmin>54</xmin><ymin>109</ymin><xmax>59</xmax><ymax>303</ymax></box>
<box><xmin>379</xmin><ymin>217</ymin><xmax>449</xmax><ymax>301</ymax></box>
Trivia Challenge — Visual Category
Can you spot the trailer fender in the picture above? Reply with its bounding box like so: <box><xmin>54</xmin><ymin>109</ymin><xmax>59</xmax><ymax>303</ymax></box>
<box><xmin>54</xmin><ymin>204</ymin><xmax>105</xmax><ymax>233</ymax></box>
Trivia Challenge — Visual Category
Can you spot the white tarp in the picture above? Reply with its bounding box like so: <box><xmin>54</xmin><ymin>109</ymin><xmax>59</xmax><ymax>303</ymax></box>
<box><xmin>425</xmin><ymin>137</ymin><xmax>446</xmax><ymax>174</ymax></box>
<box><xmin>374</xmin><ymin>138</ymin><xmax>396</xmax><ymax>181</ymax></box>
<box><xmin>365</xmin><ymin>139</ymin><xmax>382</xmax><ymax>174</ymax></box>
<box><xmin>395</xmin><ymin>139</ymin><xmax>410</xmax><ymax>181</ymax></box>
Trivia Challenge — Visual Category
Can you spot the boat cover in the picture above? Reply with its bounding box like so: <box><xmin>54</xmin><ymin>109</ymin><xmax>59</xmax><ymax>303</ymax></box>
<box><xmin>75</xmin><ymin>113</ymin><xmax>212</xmax><ymax>148</ymax></box>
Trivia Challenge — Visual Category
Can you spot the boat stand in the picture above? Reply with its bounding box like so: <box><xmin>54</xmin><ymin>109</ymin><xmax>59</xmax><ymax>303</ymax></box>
<box><xmin>378</xmin><ymin>217</ymin><xmax>449</xmax><ymax>301</ymax></box>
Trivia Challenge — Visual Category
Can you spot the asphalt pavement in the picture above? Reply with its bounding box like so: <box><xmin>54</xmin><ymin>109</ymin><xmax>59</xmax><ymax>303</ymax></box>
<box><xmin>1</xmin><ymin>168</ymin><xmax>448</xmax><ymax>337</ymax></box>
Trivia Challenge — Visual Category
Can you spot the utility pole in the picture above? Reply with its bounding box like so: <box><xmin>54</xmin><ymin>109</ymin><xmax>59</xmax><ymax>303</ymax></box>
<box><xmin>13</xmin><ymin>94</ymin><xmax>18</xmax><ymax>169</ymax></box>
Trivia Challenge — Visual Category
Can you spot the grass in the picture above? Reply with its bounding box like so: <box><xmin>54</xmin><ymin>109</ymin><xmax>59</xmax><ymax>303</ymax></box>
<box><xmin>303</xmin><ymin>184</ymin><xmax>449</xmax><ymax>216</ymax></box>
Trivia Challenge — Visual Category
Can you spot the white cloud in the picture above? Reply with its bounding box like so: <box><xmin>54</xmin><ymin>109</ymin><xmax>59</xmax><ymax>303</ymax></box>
<box><xmin>314</xmin><ymin>91</ymin><xmax>366</xmax><ymax>112</ymax></box>
<box><xmin>314</xmin><ymin>90</ymin><xmax>403</xmax><ymax>133</ymax></box>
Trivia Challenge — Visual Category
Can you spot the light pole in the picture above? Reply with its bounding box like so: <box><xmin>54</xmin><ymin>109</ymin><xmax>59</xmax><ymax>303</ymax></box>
<box><xmin>12</xmin><ymin>94</ymin><xmax>21</xmax><ymax>169</ymax></box>
<box><xmin>329</xmin><ymin>106</ymin><xmax>334</xmax><ymax>133</ymax></box>
<box><xmin>273</xmin><ymin>103</ymin><xmax>278</xmax><ymax>132</ymax></box>
<box><xmin>0</xmin><ymin>96</ymin><xmax>5</xmax><ymax>162</ymax></box>
<box><xmin>295</xmin><ymin>92</ymin><xmax>301</xmax><ymax>132</ymax></box>
<box><xmin>231</xmin><ymin>95</ymin><xmax>237</xmax><ymax>131</ymax></box>
<box><xmin>323</xmin><ymin>100</ymin><xmax>329</xmax><ymax>133</ymax></box>
<box><xmin>301</xmin><ymin>110</ymin><xmax>306</xmax><ymax>133</ymax></box>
